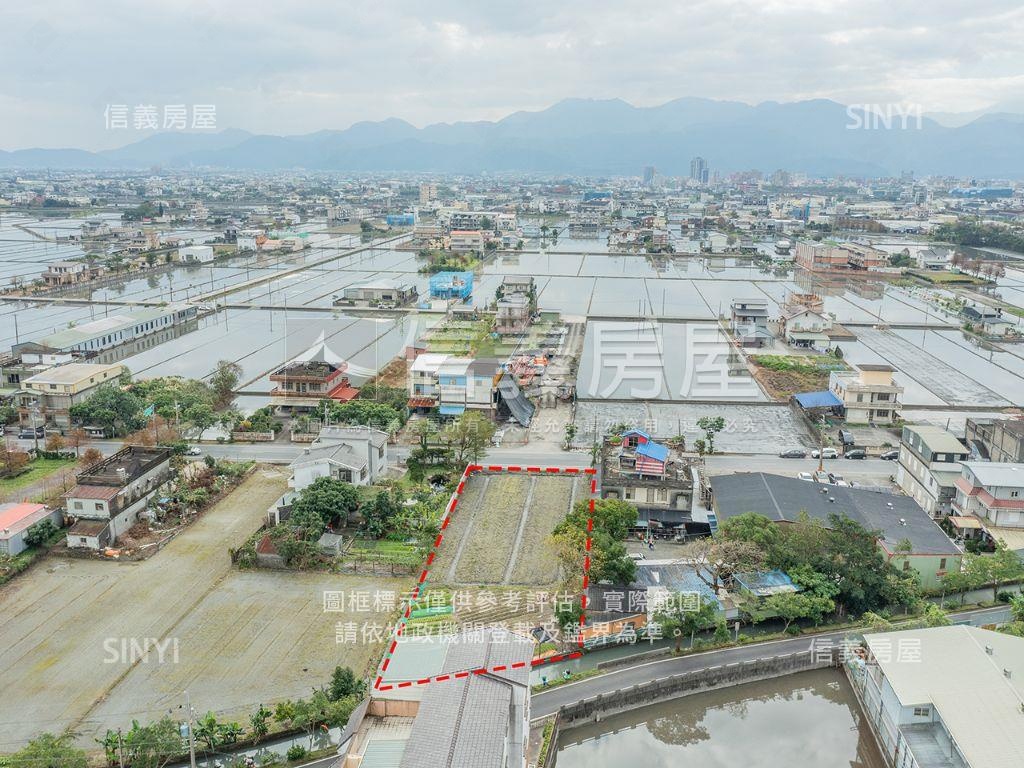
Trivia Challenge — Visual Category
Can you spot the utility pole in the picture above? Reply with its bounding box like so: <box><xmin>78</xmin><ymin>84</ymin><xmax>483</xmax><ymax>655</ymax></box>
<box><xmin>185</xmin><ymin>691</ymin><xmax>197</xmax><ymax>768</ymax></box>
<box><xmin>117</xmin><ymin>728</ymin><xmax>125</xmax><ymax>768</ymax></box>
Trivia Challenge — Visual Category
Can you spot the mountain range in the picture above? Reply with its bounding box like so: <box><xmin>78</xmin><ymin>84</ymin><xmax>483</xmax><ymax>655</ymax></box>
<box><xmin>3</xmin><ymin>97</ymin><xmax>1024</xmax><ymax>177</ymax></box>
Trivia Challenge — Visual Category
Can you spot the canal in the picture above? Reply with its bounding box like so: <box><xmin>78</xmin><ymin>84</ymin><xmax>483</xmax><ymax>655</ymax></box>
<box><xmin>553</xmin><ymin>668</ymin><xmax>885</xmax><ymax>768</ymax></box>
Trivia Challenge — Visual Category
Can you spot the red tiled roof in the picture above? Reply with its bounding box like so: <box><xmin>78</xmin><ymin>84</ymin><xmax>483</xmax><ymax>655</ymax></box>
<box><xmin>328</xmin><ymin>385</ymin><xmax>360</xmax><ymax>402</ymax></box>
<box><xmin>408</xmin><ymin>397</ymin><xmax>436</xmax><ymax>408</ymax></box>
<box><xmin>0</xmin><ymin>503</ymin><xmax>48</xmax><ymax>536</ymax></box>
<box><xmin>64</xmin><ymin>485</ymin><xmax>120</xmax><ymax>500</ymax></box>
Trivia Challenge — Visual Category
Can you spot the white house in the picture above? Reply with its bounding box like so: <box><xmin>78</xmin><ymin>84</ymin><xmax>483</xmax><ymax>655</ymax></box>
<box><xmin>288</xmin><ymin>426</ymin><xmax>389</xmax><ymax>491</ymax></box>
<box><xmin>179</xmin><ymin>245</ymin><xmax>215</xmax><ymax>263</ymax></box>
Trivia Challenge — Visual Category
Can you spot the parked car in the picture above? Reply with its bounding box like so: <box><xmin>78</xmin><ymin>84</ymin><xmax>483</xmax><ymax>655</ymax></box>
<box><xmin>879</xmin><ymin>449</ymin><xmax>899</xmax><ymax>461</ymax></box>
<box><xmin>838</xmin><ymin>429</ymin><xmax>855</xmax><ymax>446</ymax></box>
<box><xmin>844</xmin><ymin>448</ymin><xmax>867</xmax><ymax>459</ymax></box>
<box><xmin>827</xmin><ymin>472</ymin><xmax>845</xmax><ymax>484</ymax></box>
<box><xmin>18</xmin><ymin>426</ymin><xmax>44</xmax><ymax>439</ymax></box>
<box><xmin>779</xmin><ymin>448</ymin><xmax>807</xmax><ymax>458</ymax></box>
<box><xmin>185</xmin><ymin>446</ymin><xmax>203</xmax><ymax>456</ymax></box>
<box><xmin>797</xmin><ymin>472</ymin><xmax>814</xmax><ymax>482</ymax></box>
<box><xmin>811</xmin><ymin>447</ymin><xmax>838</xmax><ymax>459</ymax></box>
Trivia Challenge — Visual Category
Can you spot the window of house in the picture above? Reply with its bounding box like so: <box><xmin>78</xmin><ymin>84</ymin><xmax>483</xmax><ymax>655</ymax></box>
<box><xmin>902</xmin><ymin>560</ymin><xmax>911</xmax><ymax>571</ymax></box>
<box><xmin>939</xmin><ymin>558</ymin><xmax>947</xmax><ymax>570</ymax></box>
<box><xmin>79</xmin><ymin>537</ymin><xmax>87</xmax><ymax>544</ymax></box>
<box><xmin>1012</xmin><ymin>491</ymin><xmax>1020</xmax><ymax>498</ymax></box>
<box><xmin>74</xmin><ymin>501</ymin><xmax>83</xmax><ymax>510</ymax></box>
<box><xmin>94</xmin><ymin>502</ymin><xmax>104</xmax><ymax>511</ymax></box>
<box><xmin>913</xmin><ymin>707</ymin><xmax>931</xmax><ymax>717</ymax></box>
<box><xmin>624</xmin><ymin>488</ymin><xmax>635</xmax><ymax>500</ymax></box>
<box><xmin>856</xmin><ymin>394</ymin><xmax>864</xmax><ymax>402</ymax></box>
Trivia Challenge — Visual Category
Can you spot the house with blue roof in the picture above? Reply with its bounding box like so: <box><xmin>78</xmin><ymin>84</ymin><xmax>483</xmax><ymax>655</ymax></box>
<box><xmin>429</xmin><ymin>271</ymin><xmax>473</xmax><ymax>301</ymax></box>
<box><xmin>601</xmin><ymin>435</ymin><xmax>700</xmax><ymax>537</ymax></box>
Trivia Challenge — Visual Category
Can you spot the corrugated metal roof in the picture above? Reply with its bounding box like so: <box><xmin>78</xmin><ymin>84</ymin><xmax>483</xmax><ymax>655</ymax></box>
<box><xmin>64</xmin><ymin>485</ymin><xmax>120</xmax><ymax>500</ymax></box>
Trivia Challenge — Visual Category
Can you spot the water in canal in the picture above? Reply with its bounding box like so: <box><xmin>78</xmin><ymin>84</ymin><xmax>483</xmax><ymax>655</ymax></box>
<box><xmin>554</xmin><ymin>668</ymin><xmax>885</xmax><ymax>768</ymax></box>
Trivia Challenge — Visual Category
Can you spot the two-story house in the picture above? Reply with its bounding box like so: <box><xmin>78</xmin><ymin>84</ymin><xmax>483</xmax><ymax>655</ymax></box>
<box><xmin>288</xmin><ymin>426</ymin><xmax>389</xmax><ymax>491</ymax></box>
<box><xmin>269</xmin><ymin>359</ymin><xmax>358</xmax><ymax>412</ymax></box>
<box><xmin>896</xmin><ymin>424</ymin><xmax>970</xmax><ymax>517</ymax></box>
<box><xmin>407</xmin><ymin>354</ymin><xmax>499</xmax><ymax>417</ymax></box>
<box><xmin>64</xmin><ymin>446</ymin><xmax>172</xmax><ymax>549</ymax></box>
<box><xmin>953</xmin><ymin>462</ymin><xmax>1024</xmax><ymax>531</ymax></box>
<box><xmin>829</xmin><ymin>364</ymin><xmax>903</xmax><ymax>425</ymax></box>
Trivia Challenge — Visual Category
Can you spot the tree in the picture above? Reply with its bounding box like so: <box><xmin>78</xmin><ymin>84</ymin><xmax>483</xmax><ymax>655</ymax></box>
<box><xmin>696</xmin><ymin>416</ymin><xmax>726</xmax><ymax>455</ymax></box>
<box><xmin>328</xmin><ymin>666</ymin><xmax>364</xmax><ymax>701</ymax></box>
<box><xmin>7</xmin><ymin>732</ymin><xmax>88</xmax><ymax>768</ymax></box>
<box><xmin>182</xmin><ymin>403</ymin><xmax>217</xmax><ymax>433</ymax></box>
<box><xmin>719</xmin><ymin>512</ymin><xmax>779</xmax><ymax>551</ymax></box>
<box><xmin>654</xmin><ymin>594</ymin><xmax>718</xmax><ymax>651</ymax></box>
<box><xmin>120</xmin><ymin>717</ymin><xmax>183</xmax><ymax>768</ymax></box>
<box><xmin>363</xmin><ymin>489</ymin><xmax>399</xmax><ymax>539</ymax></box>
<box><xmin>69</xmin><ymin>384</ymin><xmax>145</xmax><ymax>437</ymax></box>
<box><xmin>678</xmin><ymin>537</ymin><xmax>765</xmax><ymax>593</ymax></box>
<box><xmin>66</xmin><ymin>428</ymin><xmax>89</xmax><ymax>457</ymax></box>
<box><xmin>209</xmin><ymin>360</ymin><xmax>242</xmax><ymax>409</ymax></box>
<box><xmin>970</xmin><ymin>541</ymin><xmax>1024</xmax><ymax>601</ymax></box>
<box><xmin>249</xmin><ymin>705</ymin><xmax>271</xmax><ymax>744</ymax></box>
<box><xmin>23</xmin><ymin>519</ymin><xmax>58</xmax><ymax>548</ymax></box>
<box><xmin>442</xmin><ymin>411</ymin><xmax>496</xmax><ymax>465</ymax></box>
<box><xmin>44</xmin><ymin>434</ymin><xmax>66</xmax><ymax>452</ymax></box>
<box><xmin>921</xmin><ymin>603</ymin><xmax>951</xmax><ymax>627</ymax></box>
<box><xmin>0</xmin><ymin>443</ymin><xmax>30</xmax><ymax>478</ymax></box>
<box><xmin>289</xmin><ymin>477</ymin><xmax>360</xmax><ymax>535</ymax></box>
<box><xmin>563</xmin><ymin>423</ymin><xmax>577</xmax><ymax>450</ymax></box>
<box><xmin>939</xmin><ymin>566</ymin><xmax>982</xmax><ymax>605</ymax></box>
<box><xmin>80</xmin><ymin>447</ymin><xmax>104</xmax><ymax>468</ymax></box>
<box><xmin>759</xmin><ymin>591</ymin><xmax>835</xmax><ymax>632</ymax></box>
<box><xmin>1010</xmin><ymin>593</ymin><xmax>1024</xmax><ymax>623</ymax></box>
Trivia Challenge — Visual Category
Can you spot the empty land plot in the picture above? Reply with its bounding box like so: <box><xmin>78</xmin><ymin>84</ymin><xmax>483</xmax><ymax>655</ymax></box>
<box><xmin>507</xmin><ymin>475</ymin><xmax>581</xmax><ymax>585</ymax></box>
<box><xmin>435</xmin><ymin>473</ymin><xmax>581</xmax><ymax>587</ymax></box>
<box><xmin>453</xmin><ymin>474</ymin><xmax>529</xmax><ymax>583</ymax></box>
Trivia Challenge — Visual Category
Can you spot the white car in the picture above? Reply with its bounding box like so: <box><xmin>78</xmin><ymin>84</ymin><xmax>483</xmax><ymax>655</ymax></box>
<box><xmin>811</xmin><ymin>447</ymin><xmax>838</xmax><ymax>459</ymax></box>
<box><xmin>628</xmin><ymin>552</ymin><xmax>647</xmax><ymax>562</ymax></box>
<box><xmin>185</xmin><ymin>446</ymin><xmax>203</xmax><ymax>456</ymax></box>
<box><xmin>797</xmin><ymin>471</ymin><xmax>814</xmax><ymax>482</ymax></box>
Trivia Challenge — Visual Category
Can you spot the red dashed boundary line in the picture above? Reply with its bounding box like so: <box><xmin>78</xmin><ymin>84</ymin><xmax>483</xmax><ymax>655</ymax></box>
<box><xmin>372</xmin><ymin>463</ymin><xmax>597</xmax><ymax>692</ymax></box>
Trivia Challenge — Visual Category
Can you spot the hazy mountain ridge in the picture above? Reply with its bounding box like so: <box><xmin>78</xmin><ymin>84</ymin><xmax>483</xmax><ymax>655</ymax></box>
<box><xmin>2</xmin><ymin>97</ymin><xmax>1023</xmax><ymax>177</ymax></box>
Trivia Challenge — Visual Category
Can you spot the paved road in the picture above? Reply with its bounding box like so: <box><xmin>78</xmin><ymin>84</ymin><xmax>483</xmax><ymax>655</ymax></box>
<box><xmin>530</xmin><ymin>605</ymin><xmax>1010</xmax><ymax>718</ymax></box>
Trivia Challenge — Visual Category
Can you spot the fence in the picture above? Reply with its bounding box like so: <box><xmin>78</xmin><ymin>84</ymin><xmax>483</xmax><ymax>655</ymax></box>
<box><xmin>556</xmin><ymin>650</ymin><xmax>827</xmax><ymax>726</ymax></box>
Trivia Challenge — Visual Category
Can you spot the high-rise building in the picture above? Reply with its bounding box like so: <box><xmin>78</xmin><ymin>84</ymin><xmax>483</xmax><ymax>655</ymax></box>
<box><xmin>690</xmin><ymin>156</ymin><xmax>709</xmax><ymax>184</ymax></box>
<box><xmin>419</xmin><ymin>183</ymin><xmax>438</xmax><ymax>206</ymax></box>
<box><xmin>642</xmin><ymin>166</ymin><xmax>656</xmax><ymax>186</ymax></box>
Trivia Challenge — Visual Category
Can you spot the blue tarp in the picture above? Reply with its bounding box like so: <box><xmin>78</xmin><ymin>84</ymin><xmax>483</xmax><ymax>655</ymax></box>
<box><xmin>636</xmin><ymin>440</ymin><xmax>669</xmax><ymax>462</ymax></box>
<box><xmin>439</xmin><ymin>404</ymin><xmax>465</xmax><ymax>416</ymax></box>
<box><xmin>793</xmin><ymin>390</ymin><xmax>843</xmax><ymax>409</ymax></box>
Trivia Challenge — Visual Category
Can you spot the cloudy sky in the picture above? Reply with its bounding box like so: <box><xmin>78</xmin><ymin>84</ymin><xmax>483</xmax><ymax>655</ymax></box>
<box><xmin>2</xmin><ymin>0</ymin><xmax>1024</xmax><ymax>150</ymax></box>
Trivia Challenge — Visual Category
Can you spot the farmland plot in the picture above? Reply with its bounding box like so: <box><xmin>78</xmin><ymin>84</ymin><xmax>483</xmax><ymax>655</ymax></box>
<box><xmin>435</xmin><ymin>472</ymin><xmax>585</xmax><ymax>587</ymax></box>
<box><xmin>507</xmin><ymin>475</ymin><xmax>581</xmax><ymax>585</ymax></box>
<box><xmin>454</xmin><ymin>474</ymin><xmax>529</xmax><ymax>583</ymax></box>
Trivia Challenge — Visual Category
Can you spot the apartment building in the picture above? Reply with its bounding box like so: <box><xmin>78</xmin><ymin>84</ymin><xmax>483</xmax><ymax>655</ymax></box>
<box><xmin>407</xmin><ymin>354</ymin><xmax>500</xmax><ymax>417</ymax></box>
<box><xmin>448</xmin><ymin>230</ymin><xmax>484</xmax><ymax>253</ymax></box>
<box><xmin>829</xmin><ymin>363</ymin><xmax>903</xmax><ymax>425</ymax></box>
<box><xmin>896</xmin><ymin>424</ymin><xmax>970</xmax><ymax>516</ymax></box>
<box><xmin>20</xmin><ymin>304</ymin><xmax>197</xmax><ymax>356</ymax></box>
<box><xmin>850</xmin><ymin>626</ymin><xmax>1024</xmax><ymax>768</ymax></box>
<box><xmin>64</xmin><ymin>446</ymin><xmax>172</xmax><ymax>549</ymax></box>
<box><xmin>17</xmin><ymin>362</ymin><xmax>125</xmax><ymax>431</ymax></box>
<box><xmin>730</xmin><ymin>298</ymin><xmax>772</xmax><ymax>347</ymax></box>
<box><xmin>965</xmin><ymin>417</ymin><xmax>1024</xmax><ymax>463</ymax></box>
